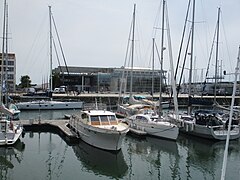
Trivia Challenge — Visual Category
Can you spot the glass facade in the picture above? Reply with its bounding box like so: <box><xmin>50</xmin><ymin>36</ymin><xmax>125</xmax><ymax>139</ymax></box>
<box><xmin>53</xmin><ymin>66</ymin><xmax>167</xmax><ymax>93</ymax></box>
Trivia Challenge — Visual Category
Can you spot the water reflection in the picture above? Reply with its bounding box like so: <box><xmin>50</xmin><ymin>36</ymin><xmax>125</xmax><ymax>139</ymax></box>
<box><xmin>72</xmin><ymin>140</ymin><xmax>128</xmax><ymax>179</ymax></box>
<box><xmin>177</xmin><ymin>135</ymin><xmax>240</xmax><ymax>179</ymax></box>
<box><xmin>0</xmin><ymin>140</ymin><xmax>25</xmax><ymax>179</ymax></box>
<box><xmin>125</xmin><ymin>136</ymin><xmax>180</xmax><ymax>180</ymax></box>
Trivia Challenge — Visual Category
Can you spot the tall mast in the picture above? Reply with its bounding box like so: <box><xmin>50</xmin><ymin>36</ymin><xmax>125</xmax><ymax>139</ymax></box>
<box><xmin>221</xmin><ymin>46</ymin><xmax>240</xmax><ymax>180</ymax></box>
<box><xmin>188</xmin><ymin>0</ymin><xmax>195</xmax><ymax>115</ymax></box>
<box><xmin>1</xmin><ymin>0</ymin><xmax>7</xmax><ymax>105</ymax></box>
<box><xmin>129</xmin><ymin>4</ymin><xmax>136</xmax><ymax>97</ymax></box>
<box><xmin>159</xmin><ymin>0</ymin><xmax>165</xmax><ymax>116</ymax></box>
<box><xmin>5</xmin><ymin>3</ymin><xmax>9</xmax><ymax>107</ymax></box>
<box><xmin>49</xmin><ymin>6</ymin><xmax>53</xmax><ymax>92</ymax></box>
<box><xmin>151</xmin><ymin>38</ymin><xmax>155</xmax><ymax>99</ymax></box>
<box><xmin>214</xmin><ymin>8</ymin><xmax>220</xmax><ymax>104</ymax></box>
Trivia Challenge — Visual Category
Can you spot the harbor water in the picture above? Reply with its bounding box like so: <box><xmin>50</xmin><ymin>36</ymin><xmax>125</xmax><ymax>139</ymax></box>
<box><xmin>1</xmin><ymin>110</ymin><xmax>240</xmax><ymax>180</ymax></box>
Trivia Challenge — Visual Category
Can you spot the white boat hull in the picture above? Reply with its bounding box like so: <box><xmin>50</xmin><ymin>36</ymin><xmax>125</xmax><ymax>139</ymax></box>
<box><xmin>181</xmin><ymin>123</ymin><xmax>240</xmax><ymax>140</ymax></box>
<box><xmin>78</xmin><ymin>124</ymin><xmax>127</xmax><ymax>151</ymax></box>
<box><xmin>168</xmin><ymin>113</ymin><xmax>240</xmax><ymax>140</ymax></box>
<box><xmin>69</xmin><ymin>110</ymin><xmax>129</xmax><ymax>151</ymax></box>
<box><xmin>128</xmin><ymin>119</ymin><xmax>178</xmax><ymax>140</ymax></box>
<box><xmin>16</xmin><ymin>100</ymin><xmax>83</xmax><ymax>110</ymax></box>
<box><xmin>0</xmin><ymin>126</ymin><xmax>23</xmax><ymax>146</ymax></box>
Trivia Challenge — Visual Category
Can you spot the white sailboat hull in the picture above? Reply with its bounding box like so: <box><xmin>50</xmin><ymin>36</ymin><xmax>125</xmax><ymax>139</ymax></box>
<box><xmin>168</xmin><ymin>113</ymin><xmax>240</xmax><ymax>140</ymax></box>
<box><xmin>128</xmin><ymin>119</ymin><xmax>178</xmax><ymax>140</ymax></box>
<box><xmin>16</xmin><ymin>100</ymin><xmax>83</xmax><ymax>110</ymax></box>
<box><xmin>127</xmin><ymin>112</ymin><xmax>179</xmax><ymax>140</ymax></box>
<box><xmin>0</xmin><ymin>125</ymin><xmax>23</xmax><ymax>146</ymax></box>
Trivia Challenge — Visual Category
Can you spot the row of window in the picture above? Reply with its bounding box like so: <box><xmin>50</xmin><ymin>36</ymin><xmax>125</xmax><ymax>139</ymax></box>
<box><xmin>0</xmin><ymin>60</ymin><xmax>15</xmax><ymax>66</ymax></box>
<box><xmin>0</xmin><ymin>67</ymin><xmax>15</xmax><ymax>72</ymax></box>
<box><xmin>0</xmin><ymin>74</ymin><xmax>14</xmax><ymax>80</ymax></box>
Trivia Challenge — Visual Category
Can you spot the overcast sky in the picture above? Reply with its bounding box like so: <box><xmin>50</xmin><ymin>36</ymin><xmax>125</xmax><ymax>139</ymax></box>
<box><xmin>1</xmin><ymin>0</ymin><xmax>240</xmax><ymax>84</ymax></box>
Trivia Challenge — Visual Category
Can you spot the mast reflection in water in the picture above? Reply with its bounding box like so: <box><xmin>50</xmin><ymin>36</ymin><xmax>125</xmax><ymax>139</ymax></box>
<box><xmin>0</xmin><ymin>131</ymin><xmax>239</xmax><ymax>179</ymax></box>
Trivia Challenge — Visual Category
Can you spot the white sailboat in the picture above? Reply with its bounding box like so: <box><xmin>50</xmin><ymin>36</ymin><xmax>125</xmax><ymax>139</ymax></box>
<box><xmin>0</xmin><ymin>0</ymin><xmax>23</xmax><ymax>146</ymax></box>
<box><xmin>125</xmin><ymin>1</ymin><xmax>179</xmax><ymax>140</ymax></box>
<box><xmin>0</xmin><ymin>2</ymin><xmax>21</xmax><ymax>120</ymax></box>
<box><xmin>116</xmin><ymin>4</ymin><xmax>165</xmax><ymax>118</ymax></box>
<box><xmin>168</xmin><ymin>6</ymin><xmax>240</xmax><ymax>141</ymax></box>
<box><xmin>127</xmin><ymin>109</ymin><xmax>178</xmax><ymax>140</ymax></box>
<box><xmin>16</xmin><ymin>6</ymin><xmax>83</xmax><ymax>110</ymax></box>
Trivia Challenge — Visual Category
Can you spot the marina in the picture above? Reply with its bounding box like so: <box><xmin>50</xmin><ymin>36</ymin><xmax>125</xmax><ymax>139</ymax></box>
<box><xmin>1</xmin><ymin>114</ymin><xmax>240</xmax><ymax>179</ymax></box>
<box><xmin>1</xmin><ymin>0</ymin><xmax>240</xmax><ymax>179</ymax></box>
<box><xmin>0</xmin><ymin>110</ymin><xmax>235</xmax><ymax>179</ymax></box>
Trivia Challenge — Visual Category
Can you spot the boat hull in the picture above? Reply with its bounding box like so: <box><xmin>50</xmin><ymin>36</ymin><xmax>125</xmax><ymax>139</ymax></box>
<box><xmin>128</xmin><ymin>119</ymin><xmax>179</xmax><ymax>140</ymax></box>
<box><xmin>168</xmin><ymin>113</ymin><xmax>240</xmax><ymax>140</ymax></box>
<box><xmin>0</xmin><ymin>126</ymin><xmax>23</xmax><ymax>146</ymax></box>
<box><xmin>16</xmin><ymin>100</ymin><xmax>83</xmax><ymax>110</ymax></box>
<box><xmin>70</xmin><ymin>117</ymin><xmax>129</xmax><ymax>151</ymax></box>
<box><xmin>180</xmin><ymin>124</ymin><xmax>240</xmax><ymax>140</ymax></box>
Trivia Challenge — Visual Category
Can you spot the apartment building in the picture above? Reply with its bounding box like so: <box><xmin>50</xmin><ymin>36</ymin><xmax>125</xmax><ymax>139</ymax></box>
<box><xmin>0</xmin><ymin>53</ymin><xmax>16</xmax><ymax>92</ymax></box>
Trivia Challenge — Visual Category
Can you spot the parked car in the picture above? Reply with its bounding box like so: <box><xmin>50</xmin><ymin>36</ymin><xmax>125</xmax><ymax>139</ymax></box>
<box><xmin>53</xmin><ymin>88</ymin><xmax>60</xmax><ymax>93</ymax></box>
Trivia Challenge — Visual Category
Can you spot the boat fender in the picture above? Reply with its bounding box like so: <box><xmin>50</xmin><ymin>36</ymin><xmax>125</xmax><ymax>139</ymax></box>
<box><xmin>180</xmin><ymin>120</ymin><xmax>184</xmax><ymax>127</ymax></box>
<box><xmin>185</xmin><ymin>123</ymin><xmax>189</xmax><ymax>132</ymax></box>
<box><xmin>111</xmin><ymin>126</ymin><xmax>116</xmax><ymax>130</ymax></box>
<box><xmin>190</xmin><ymin>123</ymin><xmax>194</xmax><ymax>131</ymax></box>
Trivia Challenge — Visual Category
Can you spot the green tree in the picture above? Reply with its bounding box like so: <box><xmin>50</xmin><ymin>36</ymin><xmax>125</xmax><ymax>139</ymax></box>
<box><xmin>19</xmin><ymin>75</ymin><xmax>31</xmax><ymax>88</ymax></box>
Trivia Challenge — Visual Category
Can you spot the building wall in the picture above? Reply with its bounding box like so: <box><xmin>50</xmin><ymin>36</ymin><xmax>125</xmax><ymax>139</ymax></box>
<box><xmin>53</xmin><ymin>66</ymin><xmax>167</xmax><ymax>93</ymax></box>
<box><xmin>0</xmin><ymin>53</ymin><xmax>16</xmax><ymax>92</ymax></box>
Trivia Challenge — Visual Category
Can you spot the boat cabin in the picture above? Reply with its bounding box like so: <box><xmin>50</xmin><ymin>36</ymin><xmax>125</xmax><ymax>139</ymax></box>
<box><xmin>82</xmin><ymin>110</ymin><xmax>118</xmax><ymax>126</ymax></box>
<box><xmin>195</xmin><ymin>112</ymin><xmax>223</xmax><ymax>126</ymax></box>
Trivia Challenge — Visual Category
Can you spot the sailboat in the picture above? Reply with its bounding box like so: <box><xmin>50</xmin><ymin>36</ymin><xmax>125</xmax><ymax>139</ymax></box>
<box><xmin>0</xmin><ymin>0</ymin><xmax>23</xmax><ymax>146</ymax></box>
<box><xmin>16</xmin><ymin>6</ymin><xmax>83</xmax><ymax>110</ymax></box>
<box><xmin>124</xmin><ymin>2</ymin><xmax>179</xmax><ymax>140</ymax></box>
<box><xmin>168</xmin><ymin>5</ymin><xmax>240</xmax><ymax>140</ymax></box>
<box><xmin>0</xmin><ymin>2</ymin><xmax>20</xmax><ymax>120</ymax></box>
<box><xmin>116</xmin><ymin>4</ymin><xmax>165</xmax><ymax>118</ymax></box>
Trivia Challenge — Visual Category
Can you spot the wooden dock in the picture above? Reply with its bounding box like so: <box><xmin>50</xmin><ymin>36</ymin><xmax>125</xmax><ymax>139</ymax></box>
<box><xmin>15</xmin><ymin>119</ymin><xmax>79</xmax><ymax>144</ymax></box>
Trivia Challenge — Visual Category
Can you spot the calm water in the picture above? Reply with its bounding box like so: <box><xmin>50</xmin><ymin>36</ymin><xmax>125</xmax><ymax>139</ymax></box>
<box><xmin>1</xmin><ymin>110</ymin><xmax>240</xmax><ymax>180</ymax></box>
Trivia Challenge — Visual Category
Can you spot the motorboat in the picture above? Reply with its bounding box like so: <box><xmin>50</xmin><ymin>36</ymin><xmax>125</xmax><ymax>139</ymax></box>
<box><xmin>16</xmin><ymin>100</ymin><xmax>83</xmax><ymax>110</ymax></box>
<box><xmin>125</xmin><ymin>109</ymin><xmax>179</xmax><ymax>140</ymax></box>
<box><xmin>69</xmin><ymin>110</ymin><xmax>129</xmax><ymax>151</ymax></box>
<box><xmin>168</xmin><ymin>110</ymin><xmax>240</xmax><ymax>140</ymax></box>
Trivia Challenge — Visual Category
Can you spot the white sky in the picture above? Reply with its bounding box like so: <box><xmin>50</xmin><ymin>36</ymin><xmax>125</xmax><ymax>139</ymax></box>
<box><xmin>1</xmin><ymin>0</ymin><xmax>240</xmax><ymax>84</ymax></box>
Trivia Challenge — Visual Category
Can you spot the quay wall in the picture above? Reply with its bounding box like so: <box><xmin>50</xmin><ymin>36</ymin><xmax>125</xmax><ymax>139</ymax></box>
<box><xmin>11</xmin><ymin>93</ymin><xmax>240</xmax><ymax>107</ymax></box>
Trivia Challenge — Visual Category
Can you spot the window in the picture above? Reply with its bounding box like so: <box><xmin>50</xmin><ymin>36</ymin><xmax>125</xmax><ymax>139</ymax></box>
<box><xmin>8</xmin><ymin>61</ymin><xmax>14</xmax><ymax>66</ymax></box>
<box><xmin>136</xmin><ymin>116</ymin><xmax>148</xmax><ymax>122</ymax></box>
<box><xmin>109</xmin><ymin>115</ymin><xmax>116</xmax><ymax>121</ymax></box>
<box><xmin>90</xmin><ymin>115</ymin><xmax>100</xmax><ymax>125</ymax></box>
<box><xmin>100</xmin><ymin>115</ymin><xmax>108</xmax><ymax>122</ymax></box>
<box><xmin>91</xmin><ymin>116</ymin><xmax>99</xmax><ymax>122</ymax></box>
<box><xmin>8</xmin><ymin>67</ymin><xmax>14</xmax><ymax>72</ymax></box>
<box><xmin>7</xmin><ymin>74</ymin><xmax>14</xmax><ymax>80</ymax></box>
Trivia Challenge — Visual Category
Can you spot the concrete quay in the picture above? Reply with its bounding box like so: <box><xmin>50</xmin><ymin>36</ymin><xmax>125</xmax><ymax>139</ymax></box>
<box><xmin>11</xmin><ymin>92</ymin><xmax>240</xmax><ymax>106</ymax></box>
